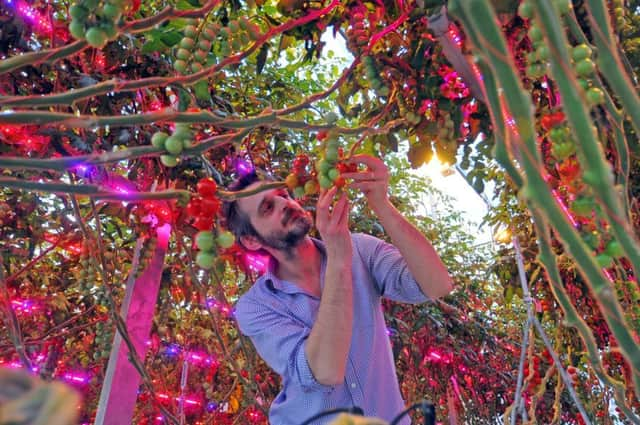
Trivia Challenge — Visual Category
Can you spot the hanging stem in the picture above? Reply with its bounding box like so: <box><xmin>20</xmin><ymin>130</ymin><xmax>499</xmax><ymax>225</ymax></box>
<box><xmin>450</xmin><ymin>0</ymin><xmax>640</xmax><ymax>401</ymax></box>
<box><xmin>512</xmin><ymin>236</ymin><xmax>592</xmax><ymax>425</ymax></box>
<box><xmin>534</xmin><ymin>0</ymin><xmax>640</xmax><ymax>280</ymax></box>
<box><xmin>0</xmin><ymin>263</ymin><xmax>32</xmax><ymax>369</ymax></box>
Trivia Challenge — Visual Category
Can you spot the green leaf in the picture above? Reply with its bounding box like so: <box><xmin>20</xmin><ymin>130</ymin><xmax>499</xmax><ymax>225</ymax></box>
<box><xmin>159</xmin><ymin>31</ymin><xmax>183</xmax><ymax>47</ymax></box>
<box><xmin>141</xmin><ymin>39</ymin><xmax>166</xmax><ymax>54</ymax></box>
<box><xmin>193</xmin><ymin>80</ymin><xmax>211</xmax><ymax>102</ymax></box>
<box><xmin>176</xmin><ymin>0</ymin><xmax>199</xmax><ymax>9</ymax></box>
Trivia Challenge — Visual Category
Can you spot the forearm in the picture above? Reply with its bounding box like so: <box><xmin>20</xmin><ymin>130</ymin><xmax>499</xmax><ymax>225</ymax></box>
<box><xmin>305</xmin><ymin>254</ymin><xmax>353</xmax><ymax>386</ymax></box>
<box><xmin>372</xmin><ymin>199</ymin><xmax>453</xmax><ymax>299</ymax></box>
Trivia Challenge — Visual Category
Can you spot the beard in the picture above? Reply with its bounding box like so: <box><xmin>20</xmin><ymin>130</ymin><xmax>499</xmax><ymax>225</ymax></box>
<box><xmin>254</xmin><ymin>210</ymin><xmax>312</xmax><ymax>255</ymax></box>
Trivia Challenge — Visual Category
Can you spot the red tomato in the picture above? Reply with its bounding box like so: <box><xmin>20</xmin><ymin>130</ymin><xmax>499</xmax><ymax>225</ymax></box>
<box><xmin>197</xmin><ymin>178</ymin><xmax>218</xmax><ymax>198</ymax></box>
<box><xmin>200</xmin><ymin>198</ymin><xmax>221</xmax><ymax>216</ymax></box>
<box><xmin>193</xmin><ymin>216</ymin><xmax>214</xmax><ymax>231</ymax></box>
<box><xmin>186</xmin><ymin>197</ymin><xmax>202</xmax><ymax>216</ymax></box>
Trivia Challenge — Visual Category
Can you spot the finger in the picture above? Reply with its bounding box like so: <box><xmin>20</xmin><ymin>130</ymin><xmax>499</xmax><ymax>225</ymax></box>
<box><xmin>340</xmin><ymin>171</ymin><xmax>376</xmax><ymax>181</ymax></box>
<box><xmin>317</xmin><ymin>186</ymin><xmax>337</xmax><ymax>208</ymax></box>
<box><xmin>346</xmin><ymin>154</ymin><xmax>382</xmax><ymax>170</ymax></box>
<box><xmin>350</xmin><ymin>181</ymin><xmax>379</xmax><ymax>192</ymax></box>
<box><xmin>334</xmin><ymin>194</ymin><xmax>350</xmax><ymax>226</ymax></box>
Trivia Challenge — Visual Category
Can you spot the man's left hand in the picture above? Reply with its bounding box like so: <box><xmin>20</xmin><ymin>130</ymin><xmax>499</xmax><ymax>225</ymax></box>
<box><xmin>341</xmin><ymin>154</ymin><xmax>390</xmax><ymax>207</ymax></box>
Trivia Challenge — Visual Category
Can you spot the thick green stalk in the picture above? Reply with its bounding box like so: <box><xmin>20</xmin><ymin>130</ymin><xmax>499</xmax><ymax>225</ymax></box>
<box><xmin>531</xmin><ymin>209</ymin><xmax>640</xmax><ymax>423</ymax></box>
<box><xmin>454</xmin><ymin>0</ymin><xmax>640</xmax><ymax>397</ymax></box>
<box><xmin>0</xmin><ymin>40</ymin><xmax>88</xmax><ymax>75</ymax></box>
<box><xmin>0</xmin><ymin>178</ymin><xmax>190</xmax><ymax>201</ymax></box>
<box><xmin>0</xmin><ymin>110</ymin><xmax>277</xmax><ymax>129</ymax></box>
<box><xmin>584</xmin><ymin>0</ymin><xmax>640</xmax><ymax>135</ymax></box>
<box><xmin>0</xmin><ymin>131</ymin><xmax>242</xmax><ymax>172</ymax></box>
<box><xmin>475</xmin><ymin>60</ymin><xmax>524</xmax><ymax>188</ymax></box>
<box><xmin>534</xmin><ymin>0</ymin><xmax>640</xmax><ymax>292</ymax></box>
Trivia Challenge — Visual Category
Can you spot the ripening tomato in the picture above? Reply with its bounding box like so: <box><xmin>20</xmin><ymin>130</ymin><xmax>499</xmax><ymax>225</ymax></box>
<box><xmin>200</xmin><ymin>198</ymin><xmax>221</xmax><ymax>216</ymax></box>
<box><xmin>197</xmin><ymin>178</ymin><xmax>218</xmax><ymax>198</ymax></box>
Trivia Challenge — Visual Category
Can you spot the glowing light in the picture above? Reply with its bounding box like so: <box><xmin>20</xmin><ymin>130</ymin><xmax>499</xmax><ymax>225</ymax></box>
<box><xmin>234</xmin><ymin>158</ymin><xmax>254</xmax><ymax>176</ymax></box>
<box><xmin>157</xmin><ymin>393</ymin><xmax>201</xmax><ymax>407</ymax></box>
<box><xmin>551</xmin><ymin>189</ymin><xmax>578</xmax><ymax>227</ymax></box>
<box><xmin>426</xmin><ymin>349</ymin><xmax>443</xmax><ymax>362</ymax></box>
<box><xmin>244</xmin><ymin>252</ymin><xmax>268</xmax><ymax>273</ymax></box>
<box><xmin>493</xmin><ymin>227</ymin><xmax>511</xmax><ymax>244</ymax></box>
<box><xmin>422</xmin><ymin>155</ymin><xmax>453</xmax><ymax>177</ymax></box>
<box><xmin>63</xmin><ymin>372</ymin><xmax>90</xmax><ymax>385</ymax></box>
<box><xmin>7</xmin><ymin>0</ymin><xmax>52</xmax><ymax>33</ymax></box>
<box><xmin>11</xmin><ymin>299</ymin><xmax>38</xmax><ymax>314</ymax></box>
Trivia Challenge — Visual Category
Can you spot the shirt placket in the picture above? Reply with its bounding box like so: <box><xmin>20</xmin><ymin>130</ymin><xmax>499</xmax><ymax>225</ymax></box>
<box><xmin>344</xmin><ymin>353</ymin><xmax>365</xmax><ymax>408</ymax></box>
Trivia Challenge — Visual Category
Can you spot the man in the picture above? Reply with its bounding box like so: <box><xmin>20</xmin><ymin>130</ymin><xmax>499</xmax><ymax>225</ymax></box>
<box><xmin>222</xmin><ymin>154</ymin><xmax>453</xmax><ymax>425</ymax></box>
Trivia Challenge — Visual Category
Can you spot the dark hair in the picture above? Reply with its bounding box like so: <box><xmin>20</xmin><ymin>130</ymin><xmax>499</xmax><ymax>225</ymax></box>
<box><xmin>221</xmin><ymin>171</ymin><xmax>274</xmax><ymax>251</ymax></box>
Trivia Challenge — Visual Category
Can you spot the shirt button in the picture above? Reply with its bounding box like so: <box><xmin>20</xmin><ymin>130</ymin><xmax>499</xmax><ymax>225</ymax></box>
<box><xmin>351</xmin><ymin>383</ymin><xmax>357</xmax><ymax>389</ymax></box>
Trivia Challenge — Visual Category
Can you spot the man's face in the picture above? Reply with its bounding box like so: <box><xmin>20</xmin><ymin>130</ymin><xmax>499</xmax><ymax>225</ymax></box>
<box><xmin>237</xmin><ymin>182</ymin><xmax>313</xmax><ymax>252</ymax></box>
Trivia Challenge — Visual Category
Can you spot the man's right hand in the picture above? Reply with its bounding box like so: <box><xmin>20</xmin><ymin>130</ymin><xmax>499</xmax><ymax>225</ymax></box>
<box><xmin>315</xmin><ymin>186</ymin><xmax>352</xmax><ymax>258</ymax></box>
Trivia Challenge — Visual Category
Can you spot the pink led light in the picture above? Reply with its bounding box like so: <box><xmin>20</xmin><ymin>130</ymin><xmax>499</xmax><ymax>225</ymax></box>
<box><xmin>157</xmin><ymin>393</ymin><xmax>201</xmax><ymax>407</ymax></box>
<box><xmin>551</xmin><ymin>189</ymin><xmax>578</xmax><ymax>227</ymax></box>
<box><xmin>244</xmin><ymin>252</ymin><xmax>268</xmax><ymax>273</ymax></box>
<box><xmin>11</xmin><ymin>0</ymin><xmax>52</xmax><ymax>33</ymax></box>
<box><xmin>10</xmin><ymin>299</ymin><xmax>38</xmax><ymax>314</ymax></box>
<box><xmin>426</xmin><ymin>349</ymin><xmax>443</xmax><ymax>362</ymax></box>
<box><xmin>63</xmin><ymin>372</ymin><xmax>89</xmax><ymax>385</ymax></box>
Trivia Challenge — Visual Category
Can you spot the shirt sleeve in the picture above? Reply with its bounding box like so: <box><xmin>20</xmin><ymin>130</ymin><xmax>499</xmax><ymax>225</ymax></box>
<box><xmin>235</xmin><ymin>295</ymin><xmax>335</xmax><ymax>393</ymax></box>
<box><xmin>353</xmin><ymin>233</ymin><xmax>430</xmax><ymax>304</ymax></box>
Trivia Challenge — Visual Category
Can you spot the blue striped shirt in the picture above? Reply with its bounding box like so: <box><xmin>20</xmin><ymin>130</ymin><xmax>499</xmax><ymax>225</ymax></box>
<box><xmin>235</xmin><ymin>233</ymin><xmax>429</xmax><ymax>425</ymax></box>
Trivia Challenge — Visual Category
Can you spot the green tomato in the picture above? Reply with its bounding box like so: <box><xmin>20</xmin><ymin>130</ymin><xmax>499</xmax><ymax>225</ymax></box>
<box><xmin>318</xmin><ymin>175</ymin><xmax>333</xmax><ymax>189</ymax></box>
<box><xmin>195</xmin><ymin>231</ymin><xmax>216</xmax><ymax>251</ymax></box>
<box><xmin>201</xmin><ymin>28</ymin><xmax>216</xmax><ymax>41</ymax></box>
<box><xmin>173</xmin><ymin>124</ymin><xmax>191</xmax><ymax>140</ymax></box>
<box><xmin>216</xmin><ymin>231</ymin><xmax>235</xmax><ymax>249</ymax></box>
<box><xmin>586</xmin><ymin>87</ymin><xmax>604</xmax><ymax>106</ymax></box>
<box><xmin>164</xmin><ymin>135</ymin><xmax>184</xmax><ymax>155</ymax></box>
<box><xmin>196</xmin><ymin>251</ymin><xmax>216</xmax><ymax>269</ymax></box>
<box><xmin>174</xmin><ymin>59</ymin><xmax>188</xmax><ymax>74</ymax></box>
<box><xmin>571</xmin><ymin>197</ymin><xmax>594</xmax><ymax>217</ymax></box>
<box><xmin>327</xmin><ymin>168</ymin><xmax>340</xmax><ymax>182</ymax></box>
<box><xmin>70</xmin><ymin>5</ymin><xmax>90</xmax><ymax>21</ymax></box>
<box><xmin>604</xmin><ymin>240</ymin><xmax>624</xmax><ymax>259</ymax></box>
<box><xmin>85</xmin><ymin>27</ymin><xmax>108</xmax><ymax>48</ymax></box>
<box><xmin>552</xmin><ymin>0</ymin><xmax>571</xmax><ymax>15</ymax></box>
<box><xmin>528</xmin><ymin>25</ymin><xmax>543</xmax><ymax>43</ymax></box>
<box><xmin>536</xmin><ymin>45</ymin><xmax>550</xmax><ymax>61</ymax></box>
<box><xmin>176</xmin><ymin>48</ymin><xmax>191</xmax><ymax>60</ymax></box>
<box><xmin>101</xmin><ymin>3</ymin><xmax>122</xmax><ymax>20</ymax></box>
<box><xmin>325</xmin><ymin>147</ymin><xmax>338</xmax><ymax>162</ymax></box>
<box><xmin>572</xmin><ymin>44</ymin><xmax>592</xmax><ymax>62</ymax></box>
<box><xmin>184</xmin><ymin>25</ymin><xmax>198</xmax><ymax>38</ymax></box>
<box><xmin>151</xmin><ymin>131</ymin><xmax>169</xmax><ymax>148</ymax></box>
<box><xmin>518</xmin><ymin>1</ymin><xmax>533</xmax><ymax>18</ymax></box>
<box><xmin>293</xmin><ymin>186</ymin><xmax>305</xmax><ymax>199</ymax></box>
<box><xmin>595</xmin><ymin>253</ymin><xmax>614</xmax><ymax>268</ymax></box>
<box><xmin>180</xmin><ymin>37</ymin><xmax>196</xmax><ymax>50</ymax></box>
<box><xmin>69</xmin><ymin>20</ymin><xmax>86</xmax><ymax>40</ymax></box>
<box><xmin>101</xmin><ymin>22</ymin><xmax>118</xmax><ymax>40</ymax></box>
<box><xmin>575</xmin><ymin>58</ymin><xmax>595</xmax><ymax>77</ymax></box>
<box><xmin>160</xmin><ymin>155</ymin><xmax>178</xmax><ymax>167</ymax></box>
<box><xmin>551</xmin><ymin>142</ymin><xmax>576</xmax><ymax>160</ymax></box>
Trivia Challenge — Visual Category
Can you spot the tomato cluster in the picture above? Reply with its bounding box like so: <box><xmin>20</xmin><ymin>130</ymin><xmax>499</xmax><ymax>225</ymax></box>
<box><xmin>187</xmin><ymin>178</ymin><xmax>221</xmax><ymax>231</ymax></box>
<box><xmin>185</xmin><ymin>178</ymin><xmax>236</xmax><ymax>269</ymax></box>
<box><xmin>284</xmin><ymin>136</ymin><xmax>358</xmax><ymax>199</ymax></box>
